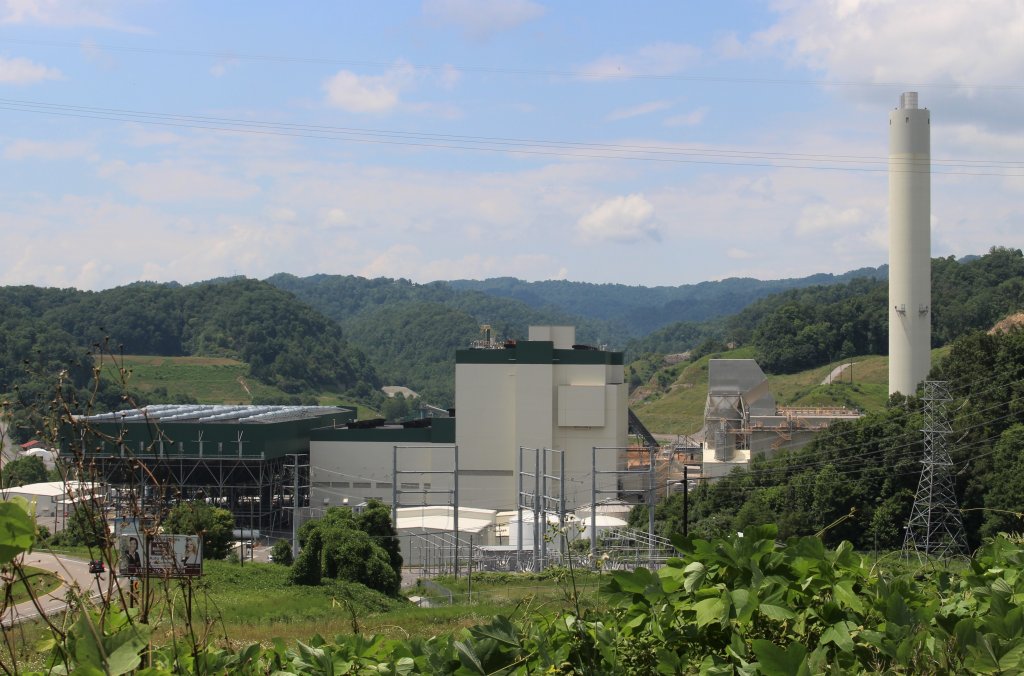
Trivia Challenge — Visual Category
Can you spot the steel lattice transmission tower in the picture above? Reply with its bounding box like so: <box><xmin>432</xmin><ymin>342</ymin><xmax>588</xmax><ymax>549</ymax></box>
<box><xmin>903</xmin><ymin>381</ymin><xmax>967</xmax><ymax>559</ymax></box>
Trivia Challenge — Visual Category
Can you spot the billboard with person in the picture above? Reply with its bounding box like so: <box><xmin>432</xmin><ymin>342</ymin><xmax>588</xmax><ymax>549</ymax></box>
<box><xmin>115</xmin><ymin>518</ymin><xmax>202</xmax><ymax>577</ymax></box>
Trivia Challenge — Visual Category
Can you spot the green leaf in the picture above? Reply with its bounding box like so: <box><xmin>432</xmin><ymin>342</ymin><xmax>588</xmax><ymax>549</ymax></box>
<box><xmin>453</xmin><ymin>640</ymin><xmax>486</xmax><ymax>674</ymax></box>
<box><xmin>694</xmin><ymin>597</ymin><xmax>727</xmax><ymax>628</ymax></box>
<box><xmin>684</xmin><ymin>561</ymin><xmax>708</xmax><ymax>593</ymax></box>
<box><xmin>832</xmin><ymin>580</ymin><xmax>865</xmax><ymax>615</ymax></box>
<box><xmin>752</xmin><ymin>640</ymin><xmax>809</xmax><ymax>676</ymax></box>
<box><xmin>659</xmin><ymin>563</ymin><xmax>686</xmax><ymax>593</ymax></box>
<box><xmin>820</xmin><ymin>621</ymin><xmax>855</xmax><ymax>653</ymax></box>
<box><xmin>954</xmin><ymin>618</ymin><xmax>978</xmax><ymax>653</ymax></box>
<box><xmin>759</xmin><ymin>604</ymin><xmax>797</xmax><ymax>622</ymax></box>
<box><xmin>394</xmin><ymin>656</ymin><xmax>416</xmax><ymax>675</ymax></box>
<box><xmin>0</xmin><ymin>500</ymin><xmax>37</xmax><ymax>565</ymax></box>
<box><xmin>105</xmin><ymin>639</ymin><xmax>144</xmax><ymax>676</ymax></box>
<box><xmin>731</xmin><ymin>588</ymin><xmax>758</xmax><ymax>625</ymax></box>
<box><xmin>612</xmin><ymin>567</ymin><xmax>657</xmax><ymax>594</ymax></box>
<box><xmin>468</xmin><ymin>616</ymin><xmax>519</xmax><ymax>647</ymax></box>
<box><xmin>886</xmin><ymin>592</ymin><xmax>914</xmax><ymax>626</ymax></box>
<box><xmin>73</xmin><ymin>614</ymin><xmax>104</xmax><ymax>670</ymax></box>
<box><xmin>998</xmin><ymin>640</ymin><xmax>1024</xmax><ymax>671</ymax></box>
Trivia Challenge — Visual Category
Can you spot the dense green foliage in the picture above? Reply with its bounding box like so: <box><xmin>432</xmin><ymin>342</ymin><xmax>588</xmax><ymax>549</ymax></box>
<box><xmin>626</xmin><ymin>248</ymin><xmax>1024</xmax><ymax>376</ymax></box>
<box><xmin>0</xmin><ymin>279</ymin><xmax>380</xmax><ymax>435</ymax></box>
<box><xmin>269</xmin><ymin>268</ymin><xmax>893</xmax><ymax>405</ymax></box>
<box><xmin>291</xmin><ymin>501</ymin><xmax>402</xmax><ymax>595</ymax></box>
<box><xmin>451</xmin><ymin>268</ymin><xmax>883</xmax><ymax>334</ymax></box>
<box><xmin>162</xmin><ymin>501</ymin><xmax>235</xmax><ymax>560</ymax></box>
<box><xmin>0</xmin><ymin>454</ymin><xmax>48</xmax><ymax>488</ymax></box>
<box><xmin>20</xmin><ymin>524</ymin><xmax>1024</xmax><ymax>674</ymax></box>
<box><xmin>266</xmin><ymin>273</ymin><xmax>623</xmax><ymax>406</ymax></box>
<box><xmin>270</xmin><ymin>538</ymin><xmax>294</xmax><ymax>565</ymax></box>
<box><xmin>648</xmin><ymin>326</ymin><xmax>1024</xmax><ymax>551</ymax></box>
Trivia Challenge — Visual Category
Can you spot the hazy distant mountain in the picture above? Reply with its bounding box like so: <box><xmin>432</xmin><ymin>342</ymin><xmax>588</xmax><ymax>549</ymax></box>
<box><xmin>450</xmin><ymin>266</ymin><xmax>888</xmax><ymax>335</ymax></box>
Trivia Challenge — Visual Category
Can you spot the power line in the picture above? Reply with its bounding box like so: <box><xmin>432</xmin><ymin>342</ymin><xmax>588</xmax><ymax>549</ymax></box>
<box><xmin>0</xmin><ymin>97</ymin><xmax>1022</xmax><ymax>176</ymax></box>
<box><xmin>4</xmin><ymin>36</ymin><xmax>1024</xmax><ymax>90</ymax></box>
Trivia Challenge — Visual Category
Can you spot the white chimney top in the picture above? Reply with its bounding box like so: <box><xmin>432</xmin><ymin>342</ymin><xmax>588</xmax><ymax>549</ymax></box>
<box><xmin>899</xmin><ymin>92</ymin><xmax>919</xmax><ymax>110</ymax></box>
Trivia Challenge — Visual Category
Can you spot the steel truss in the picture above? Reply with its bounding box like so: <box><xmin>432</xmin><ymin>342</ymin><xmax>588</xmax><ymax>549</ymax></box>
<box><xmin>87</xmin><ymin>454</ymin><xmax>302</xmax><ymax>533</ymax></box>
<box><xmin>903</xmin><ymin>381</ymin><xmax>968</xmax><ymax>559</ymax></box>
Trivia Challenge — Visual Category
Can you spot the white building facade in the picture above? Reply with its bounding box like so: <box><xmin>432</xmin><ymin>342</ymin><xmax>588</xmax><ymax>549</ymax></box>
<box><xmin>310</xmin><ymin>326</ymin><xmax>628</xmax><ymax>512</ymax></box>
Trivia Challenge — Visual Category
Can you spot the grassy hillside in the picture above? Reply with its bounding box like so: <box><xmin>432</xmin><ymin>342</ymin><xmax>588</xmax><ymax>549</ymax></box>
<box><xmin>103</xmin><ymin>355</ymin><xmax>377</xmax><ymax>417</ymax></box>
<box><xmin>630</xmin><ymin>346</ymin><xmax>951</xmax><ymax>436</ymax></box>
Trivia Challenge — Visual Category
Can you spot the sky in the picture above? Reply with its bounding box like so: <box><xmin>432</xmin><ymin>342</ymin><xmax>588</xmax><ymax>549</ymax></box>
<box><xmin>0</xmin><ymin>1</ymin><xmax>1022</xmax><ymax>291</ymax></box>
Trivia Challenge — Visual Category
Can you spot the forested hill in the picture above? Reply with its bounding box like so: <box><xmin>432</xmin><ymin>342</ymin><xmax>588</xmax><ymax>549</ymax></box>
<box><xmin>627</xmin><ymin>247</ymin><xmax>1024</xmax><ymax>375</ymax></box>
<box><xmin>450</xmin><ymin>266</ymin><xmax>887</xmax><ymax>335</ymax></box>
<box><xmin>265</xmin><ymin>267</ymin><xmax>896</xmax><ymax>405</ymax></box>
<box><xmin>265</xmin><ymin>273</ymin><xmax>625</xmax><ymax>405</ymax></box>
<box><xmin>0</xmin><ymin>278</ymin><xmax>379</xmax><ymax>402</ymax></box>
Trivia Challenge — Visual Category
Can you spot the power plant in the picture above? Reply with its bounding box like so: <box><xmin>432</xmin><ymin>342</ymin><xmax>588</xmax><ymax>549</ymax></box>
<box><xmin>889</xmin><ymin>91</ymin><xmax>932</xmax><ymax>396</ymax></box>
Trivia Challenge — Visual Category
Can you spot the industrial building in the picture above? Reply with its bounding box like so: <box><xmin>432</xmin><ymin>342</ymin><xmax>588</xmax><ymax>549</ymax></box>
<box><xmin>60</xmin><ymin>404</ymin><xmax>355</xmax><ymax>532</ymax></box>
<box><xmin>310</xmin><ymin>326</ymin><xmax>629</xmax><ymax>513</ymax></box>
<box><xmin>1</xmin><ymin>480</ymin><xmax>101</xmax><ymax>533</ymax></box>
<box><xmin>702</xmin><ymin>359</ymin><xmax>860</xmax><ymax>479</ymax></box>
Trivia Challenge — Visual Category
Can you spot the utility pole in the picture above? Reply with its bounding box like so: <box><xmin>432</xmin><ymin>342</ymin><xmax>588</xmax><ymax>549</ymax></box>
<box><xmin>288</xmin><ymin>454</ymin><xmax>301</xmax><ymax>560</ymax></box>
<box><xmin>683</xmin><ymin>465</ymin><xmax>689</xmax><ymax>538</ymax></box>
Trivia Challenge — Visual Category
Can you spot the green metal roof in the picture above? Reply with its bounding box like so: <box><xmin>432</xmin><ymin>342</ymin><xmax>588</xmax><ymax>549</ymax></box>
<box><xmin>456</xmin><ymin>341</ymin><xmax>624</xmax><ymax>365</ymax></box>
<box><xmin>63</xmin><ymin>405</ymin><xmax>356</xmax><ymax>460</ymax></box>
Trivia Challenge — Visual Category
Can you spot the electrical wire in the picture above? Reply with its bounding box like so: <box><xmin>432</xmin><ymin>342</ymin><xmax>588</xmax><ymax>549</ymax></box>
<box><xmin>4</xmin><ymin>36</ymin><xmax>1024</xmax><ymax>91</ymax></box>
<box><xmin>0</xmin><ymin>97</ymin><xmax>1022</xmax><ymax>176</ymax></box>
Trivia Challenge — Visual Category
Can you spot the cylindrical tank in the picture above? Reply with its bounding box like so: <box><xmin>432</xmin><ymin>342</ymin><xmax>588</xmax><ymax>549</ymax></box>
<box><xmin>889</xmin><ymin>91</ymin><xmax>931</xmax><ymax>396</ymax></box>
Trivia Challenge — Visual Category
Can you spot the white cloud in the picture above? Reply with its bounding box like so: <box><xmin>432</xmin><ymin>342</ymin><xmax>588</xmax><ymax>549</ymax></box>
<box><xmin>664</xmin><ymin>107</ymin><xmax>709</xmax><ymax>127</ymax></box>
<box><xmin>210</xmin><ymin>58</ymin><xmax>240</xmax><ymax>78</ymax></box>
<box><xmin>439</xmin><ymin>64</ymin><xmax>461</xmax><ymax>89</ymax></box>
<box><xmin>4</xmin><ymin>138</ymin><xmax>93</xmax><ymax>160</ymax></box>
<box><xmin>98</xmin><ymin>160</ymin><xmax>260</xmax><ymax>202</ymax></box>
<box><xmin>797</xmin><ymin>203</ymin><xmax>868</xmax><ymax>234</ymax></box>
<box><xmin>422</xmin><ymin>0</ymin><xmax>545</xmax><ymax>39</ymax></box>
<box><xmin>320</xmin><ymin>207</ymin><xmax>350</xmax><ymax>228</ymax></box>
<box><xmin>1</xmin><ymin>0</ymin><xmax>146</xmax><ymax>31</ymax></box>
<box><xmin>580</xmin><ymin>42</ymin><xmax>700</xmax><ymax>80</ymax></box>
<box><xmin>606</xmin><ymin>100</ymin><xmax>672</xmax><ymax>122</ymax></box>
<box><xmin>0</xmin><ymin>56</ymin><xmax>61</xmax><ymax>84</ymax></box>
<box><xmin>576</xmin><ymin>194</ymin><xmax>660</xmax><ymax>243</ymax></box>
<box><xmin>323</xmin><ymin>65</ymin><xmax>410</xmax><ymax>113</ymax></box>
<box><xmin>267</xmin><ymin>206</ymin><xmax>297</xmax><ymax>223</ymax></box>
<box><xmin>754</xmin><ymin>1</ymin><xmax>1024</xmax><ymax>129</ymax></box>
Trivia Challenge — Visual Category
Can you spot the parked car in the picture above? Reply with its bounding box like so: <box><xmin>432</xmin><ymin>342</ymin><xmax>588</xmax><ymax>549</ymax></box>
<box><xmin>88</xmin><ymin>559</ymin><xmax>105</xmax><ymax>574</ymax></box>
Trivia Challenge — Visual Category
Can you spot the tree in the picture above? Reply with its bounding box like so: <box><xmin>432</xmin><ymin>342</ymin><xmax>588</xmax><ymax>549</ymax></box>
<box><xmin>381</xmin><ymin>394</ymin><xmax>411</xmax><ymax>422</ymax></box>
<box><xmin>163</xmin><ymin>502</ymin><xmax>234</xmax><ymax>560</ymax></box>
<box><xmin>357</xmin><ymin>499</ymin><xmax>403</xmax><ymax>580</ymax></box>
<box><xmin>59</xmin><ymin>499</ymin><xmax>109</xmax><ymax>548</ymax></box>
<box><xmin>271</xmin><ymin>539</ymin><xmax>293</xmax><ymax>565</ymax></box>
<box><xmin>290</xmin><ymin>505</ymin><xmax>401</xmax><ymax>595</ymax></box>
<box><xmin>1</xmin><ymin>455</ymin><xmax>48</xmax><ymax>488</ymax></box>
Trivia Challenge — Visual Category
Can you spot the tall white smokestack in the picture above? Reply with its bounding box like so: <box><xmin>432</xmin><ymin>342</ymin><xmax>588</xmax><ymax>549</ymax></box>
<box><xmin>888</xmin><ymin>92</ymin><xmax>931</xmax><ymax>395</ymax></box>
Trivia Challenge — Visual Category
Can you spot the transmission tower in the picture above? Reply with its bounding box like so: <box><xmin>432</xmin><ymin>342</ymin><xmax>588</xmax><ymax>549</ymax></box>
<box><xmin>903</xmin><ymin>381</ymin><xmax>968</xmax><ymax>559</ymax></box>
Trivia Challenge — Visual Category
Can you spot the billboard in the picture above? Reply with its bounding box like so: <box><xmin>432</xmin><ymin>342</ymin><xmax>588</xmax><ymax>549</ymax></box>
<box><xmin>115</xmin><ymin>519</ymin><xmax>202</xmax><ymax>577</ymax></box>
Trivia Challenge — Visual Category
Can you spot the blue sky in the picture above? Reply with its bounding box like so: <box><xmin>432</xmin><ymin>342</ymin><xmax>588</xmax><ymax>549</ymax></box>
<box><xmin>1</xmin><ymin>1</ymin><xmax>1022</xmax><ymax>290</ymax></box>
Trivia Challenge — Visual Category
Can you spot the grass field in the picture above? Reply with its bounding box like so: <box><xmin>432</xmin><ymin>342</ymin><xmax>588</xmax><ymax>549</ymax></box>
<box><xmin>95</xmin><ymin>355</ymin><xmax>377</xmax><ymax>417</ymax></box>
<box><xmin>3</xmin><ymin>565</ymin><xmax>61</xmax><ymax>606</ymax></box>
<box><xmin>1</xmin><ymin>560</ymin><xmax>608</xmax><ymax>672</ymax></box>
<box><xmin>631</xmin><ymin>346</ymin><xmax>952</xmax><ymax>436</ymax></box>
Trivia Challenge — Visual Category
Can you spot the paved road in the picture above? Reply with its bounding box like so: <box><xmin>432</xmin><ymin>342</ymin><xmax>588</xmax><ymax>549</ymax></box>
<box><xmin>2</xmin><ymin>552</ymin><xmax>105</xmax><ymax>627</ymax></box>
